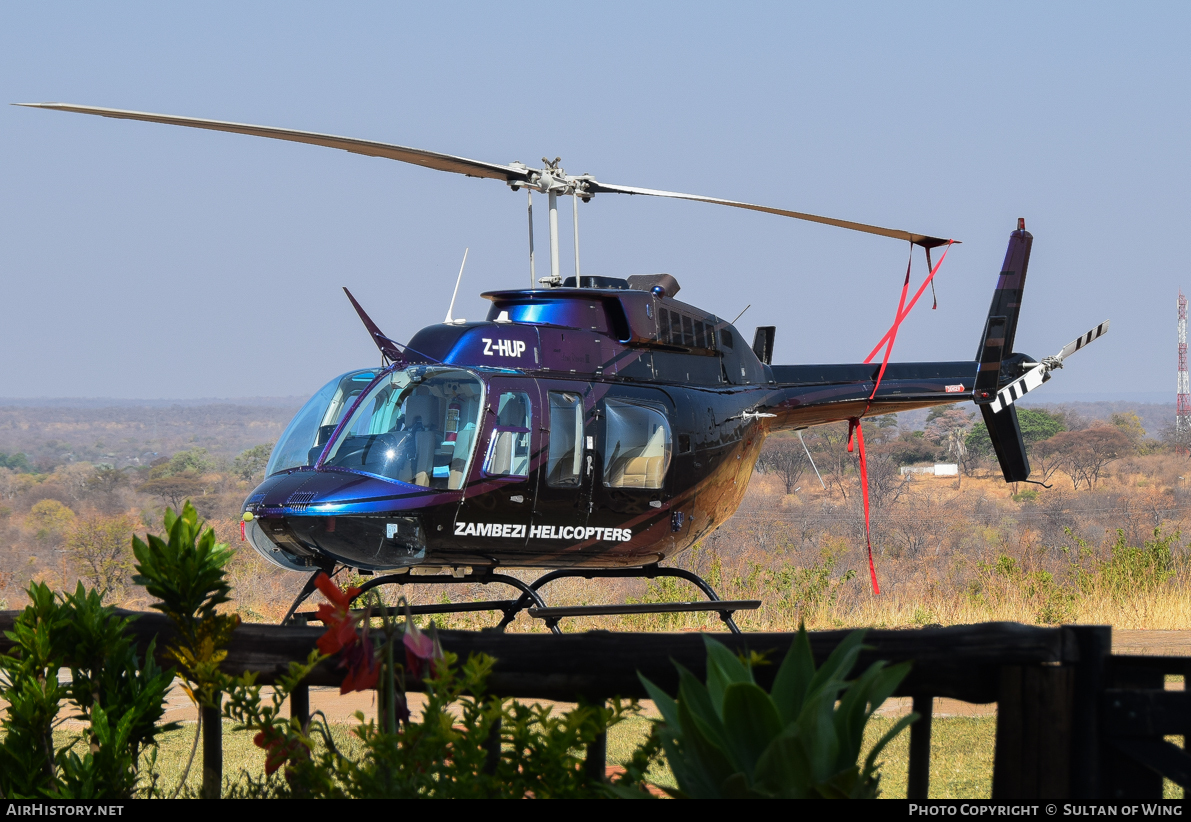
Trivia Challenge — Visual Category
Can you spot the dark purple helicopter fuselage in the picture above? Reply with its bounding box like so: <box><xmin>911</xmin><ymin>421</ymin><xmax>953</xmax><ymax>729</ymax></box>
<box><xmin>240</xmin><ymin>256</ymin><xmax>1013</xmax><ymax>575</ymax></box>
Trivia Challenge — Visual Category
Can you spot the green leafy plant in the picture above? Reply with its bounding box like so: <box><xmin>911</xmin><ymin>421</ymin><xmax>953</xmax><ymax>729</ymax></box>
<box><xmin>0</xmin><ymin>582</ymin><xmax>177</xmax><ymax>799</ymax></box>
<box><xmin>221</xmin><ymin>575</ymin><xmax>639</xmax><ymax>798</ymax></box>
<box><xmin>130</xmin><ymin>501</ymin><xmax>239</xmax><ymax>796</ymax></box>
<box><xmin>131</xmin><ymin>501</ymin><xmax>238</xmax><ymax>709</ymax></box>
<box><xmin>630</xmin><ymin>626</ymin><xmax>915</xmax><ymax>798</ymax></box>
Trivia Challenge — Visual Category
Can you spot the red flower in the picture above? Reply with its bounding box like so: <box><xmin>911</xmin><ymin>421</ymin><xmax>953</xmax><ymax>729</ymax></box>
<box><xmin>253</xmin><ymin>729</ymin><xmax>309</xmax><ymax>776</ymax></box>
<box><xmin>403</xmin><ymin>618</ymin><xmax>443</xmax><ymax>679</ymax></box>
<box><xmin>339</xmin><ymin>624</ymin><xmax>380</xmax><ymax>692</ymax></box>
<box><xmin>312</xmin><ymin>572</ymin><xmax>378</xmax><ymax>693</ymax></box>
<box><xmin>313</xmin><ymin>572</ymin><xmax>361</xmax><ymax>655</ymax></box>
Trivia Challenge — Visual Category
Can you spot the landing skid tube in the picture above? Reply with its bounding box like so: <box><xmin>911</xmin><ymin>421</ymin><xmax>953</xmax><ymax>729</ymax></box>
<box><xmin>283</xmin><ymin>564</ymin><xmax>758</xmax><ymax>635</ymax></box>
<box><xmin>501</xmin><ymin>565</ymin><xmax>753</xmax><ymax>635</ymax></box>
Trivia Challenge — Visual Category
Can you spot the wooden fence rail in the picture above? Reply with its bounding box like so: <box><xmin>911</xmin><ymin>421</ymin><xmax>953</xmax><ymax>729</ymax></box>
<box><xmin>1</xmin><ymin>613</ymin><xmax>1185</xmax><ymax>799</ymax></box>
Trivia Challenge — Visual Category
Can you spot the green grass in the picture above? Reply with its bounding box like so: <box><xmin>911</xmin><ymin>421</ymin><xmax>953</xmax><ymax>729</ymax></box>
<box><xmin>53</xmin><ymin>723</ymin><xmax>366</xmax><ymax>798</ymax></box>
<box><xmin>132</xmin><ymin>714</ymin><xmax>990</xmax><ymax>798</ymax></box>
<box><xmin>57</xmin><ymin>712</ymin><xmax>1183</xmax><ymax>799</ymax></box>
<box><xmin>862</xmin><ymin>716</ymin><xmax>995</xmax><ymax>799</ymax></box>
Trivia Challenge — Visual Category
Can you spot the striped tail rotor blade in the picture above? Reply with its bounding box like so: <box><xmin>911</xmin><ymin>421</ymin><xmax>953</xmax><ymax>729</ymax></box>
<box><xmin>1057</xmin><ymin>320</ymin><xmax>1110</xmax><ymax>362</ymax></box>
<box><xmin>989</xmin><ymin>364</ymin><xmax>1047</xmax><ymax>413</ymax></box>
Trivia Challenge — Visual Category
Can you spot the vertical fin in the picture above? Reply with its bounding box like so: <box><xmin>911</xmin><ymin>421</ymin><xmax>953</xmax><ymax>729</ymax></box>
<box><xmin>976</xmin><ymin>221</ymin><xmax>1033</xmax><ymax>359</ymax></box>
<box><xmin>981</xmin><ymin>404</ymin><xmax>1031</xmax><ymax>482</ymax></box>
<box><xmin>973</xmin><ymin>315</ymin><xmax>1008</xmax><ymax>401</ymax></box>
<box><xmin>972</xmin><ymin>221</ymin><xmax>1035</xmax><ymax>482</ymax></box>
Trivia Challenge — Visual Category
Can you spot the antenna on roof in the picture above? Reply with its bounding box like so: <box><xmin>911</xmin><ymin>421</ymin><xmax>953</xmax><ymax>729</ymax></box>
<box><xmin>444</xmin><ymin>247</ymin><xmax>469</xmax><ymax>324</ymax></box>
<box><xmin>526</xmin><ymin>190</ymin><xmax>535</xmax><ymax>288</ymax></box>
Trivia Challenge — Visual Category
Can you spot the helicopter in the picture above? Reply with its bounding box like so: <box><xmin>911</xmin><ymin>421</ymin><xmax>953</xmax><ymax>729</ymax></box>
<box><xmin>19</xmin><ymin>103</ymin><xmax>1110</xmax><ymax>632</ymax></box>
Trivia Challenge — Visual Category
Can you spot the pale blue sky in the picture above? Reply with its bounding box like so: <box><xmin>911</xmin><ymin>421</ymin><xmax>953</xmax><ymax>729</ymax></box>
<box><xmin>1</xmin><ymin>3</ymin><xmax>1186</xmax><ymax>400</ymax></box>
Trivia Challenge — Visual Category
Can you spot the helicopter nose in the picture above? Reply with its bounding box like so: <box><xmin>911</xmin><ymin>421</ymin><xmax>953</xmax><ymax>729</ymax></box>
<box><xmin>242</xmin><ymin>469</ymin><xmax>442</xmax><ymax>572</ymax></box>
<box><xmin>245</xmin><ymin>469</ymin><xmax>443</xmax><ymax>517</ymax></box>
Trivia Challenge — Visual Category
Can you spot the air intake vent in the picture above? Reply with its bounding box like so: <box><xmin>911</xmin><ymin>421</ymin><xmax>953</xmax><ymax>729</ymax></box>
<box><xmin>285</xmin><ymin>491</ymin><xmax>317</xmax><ymax>512</ymax></box>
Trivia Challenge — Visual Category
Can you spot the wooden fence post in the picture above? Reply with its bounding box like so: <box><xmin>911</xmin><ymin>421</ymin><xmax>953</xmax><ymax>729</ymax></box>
<box><xmin>584</xmin><ymin>700</ymin><xmax>607</xmax><ymax>782</ymax></box>
<box><xmin>290</xmin><ymin>682</ymin><xmax>310</xmax><ymax>728</ymax></box>
<box><xmin>1068</xmin><ymin>625</ymin><xmax>1110</xmax><ymax>799</ymax></box>
<box><xmin>483</xmin><ymin>717</ymin><xmax>502</xmax><ymax>775</ymax></box>
<box><xmin>202</xmin><ymin>692</ymin><xmax>223</xmax><ymax>799</ymax></box>
<box><xmin>1102</xmin><ymin>661</ymin><xmax>1164</xmax><ymax>798</ymax></box>
<box><xmin>907</xmin><ymin>695</ymin><xmax>934</xmax><ymax>799</ymax></box>
<box><xmin>993</xmin><ymin>665</ymin><xmax>1074</xmax><ymax>798</ymax></box>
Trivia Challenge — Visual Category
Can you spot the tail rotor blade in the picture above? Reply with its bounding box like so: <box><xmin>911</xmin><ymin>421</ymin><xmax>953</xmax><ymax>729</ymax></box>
<box><xmin>989</xmin><ymin>318</ymin><xmax>1111</xmax><ymax>413</ymax></box>
<box><xmin>989</xmin><ymin>364</ymin><xmax>1047</xmax><ymax>413</ymax></box>
<box><xmin>1056</xmin><ymin>320</ymin><xmax>1110</xmax><ymax>363</ymax></box>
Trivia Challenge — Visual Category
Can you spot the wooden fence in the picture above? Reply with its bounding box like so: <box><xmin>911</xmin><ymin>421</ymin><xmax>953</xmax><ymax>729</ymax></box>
<box><xmin>1</xmin><ymin>615</ymin><xmax>1187</xmax><ymax>799</ymax></box>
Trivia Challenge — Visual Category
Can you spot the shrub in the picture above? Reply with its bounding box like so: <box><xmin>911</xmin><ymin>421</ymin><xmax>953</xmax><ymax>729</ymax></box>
<box><xmin>0</xmin><ymin>582</ymin><xmax>177</xmax><ymax>799</ymax></box>
<box><xmin>629</xmin><ymin>627</ymin><xmax>914</xmax><ymax>798</ymax></box>
<box><xmin>222</xmin><ymin>576</ymin><xmax>637</xmax><ymax>798</ymax></box>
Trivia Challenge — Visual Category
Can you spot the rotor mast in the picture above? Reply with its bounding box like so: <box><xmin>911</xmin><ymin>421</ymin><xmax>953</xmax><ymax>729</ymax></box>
<box><xmin>513</xmin><ymin>157</ymin><xmax>591</xmax><ymax>287</ymax></box>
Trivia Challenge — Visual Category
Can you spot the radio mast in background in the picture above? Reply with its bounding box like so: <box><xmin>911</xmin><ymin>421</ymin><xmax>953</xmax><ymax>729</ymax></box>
<box><xmin>1179</xmin><ymin>292</ymin><xmax>1190</xmax><ymax>447</ymax></box>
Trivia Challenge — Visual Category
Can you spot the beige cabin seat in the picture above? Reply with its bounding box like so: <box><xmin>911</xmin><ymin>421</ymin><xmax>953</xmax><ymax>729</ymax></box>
<box><xmin>489</xmin><ymin>433</ymin><xmax>512</xmax><ymax>475</ymax></box>
<box><xmin>412</xmin><ymin>429</ymin><xmax>437</xmax><ymax>486</ymax></box>
<box><xmin>611</xmin><ymin>455</ymin><xmax>664</xmax><ymax>487</ymax></box>
<box><xmin>402</xmin><ymin>391</ymin><xmax>441</xmax><ymax>487</ymax></box>
<box><xmin>608</xmin><ymin>424</ymin><xmax>668</xmax><ymax>489</ymax></box>
<box><xmin>394</xmin><ymin>433</ymin><xmax>415</xmax><ymax>485</ymax></box>
<box><xmin>448</xmin><ymin>422</ymin><xmax>476</xmax><ymax>490</ymax></box>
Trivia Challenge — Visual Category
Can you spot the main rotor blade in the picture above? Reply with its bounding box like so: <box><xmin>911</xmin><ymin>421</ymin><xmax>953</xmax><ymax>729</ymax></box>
<box><xmin>19</xmin><ymin>103</ymin><xmax>955</xmax><ymax>247</ymax></box>
<box><xmin>586</xmin><ymin>181</ymin><xmax>954</xmax><ymax>248</ymax></box>
<box><xmin>16</xmin><ymin>103</ymin><xmax>530</xmax><ymax>184</ymax></box>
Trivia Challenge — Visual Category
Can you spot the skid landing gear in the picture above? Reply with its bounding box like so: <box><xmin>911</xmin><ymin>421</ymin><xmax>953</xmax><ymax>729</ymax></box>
<box><xmin>283</xmin><ymin>563</ymin><xmax>759</xmax><ymax>634</ymax></box>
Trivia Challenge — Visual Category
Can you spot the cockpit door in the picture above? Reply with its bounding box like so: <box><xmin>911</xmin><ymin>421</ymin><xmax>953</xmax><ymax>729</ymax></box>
<box><xmin>527</xmin><ymin>382</ymin><xmax>598</xmax><ymax>559</ymax></box>
<box><xmin>452</xmin><ymin>376</ymin><xmax>540</xmax><ymax>552</ymax></box>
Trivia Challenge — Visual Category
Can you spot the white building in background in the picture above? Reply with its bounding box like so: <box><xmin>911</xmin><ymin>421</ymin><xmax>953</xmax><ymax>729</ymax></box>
<box><xmin>899</xmin><ymin>463</ymin><xmax>959</xmax><ymax>477</ymax></box>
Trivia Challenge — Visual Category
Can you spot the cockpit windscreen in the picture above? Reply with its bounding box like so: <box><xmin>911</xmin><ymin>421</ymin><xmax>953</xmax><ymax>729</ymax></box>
<box><xmin>321</xmin><ymin>367</ymin><xmax>484</xmax><ymax>489</ymax></box>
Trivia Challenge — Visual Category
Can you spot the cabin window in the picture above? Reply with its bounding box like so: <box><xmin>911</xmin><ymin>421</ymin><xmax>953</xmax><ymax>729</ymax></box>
<box><xmin>486</xmin><ymin>300</ymin><xmax>608</xmax><ymax>332</ymax></box>
<box><xmin>483</xmin><ymin>392</ymin><xmax>532</xmax><ymax>477</ymax></box>
<box><xmin>321</xmin><ymin>367</ymin><xmax>484</xmax><ymax>489</ymax></box>
<box><xmin>657</xmin><ymin>308</ymin><xmax>716</xmax><ymax>353</ymax></box>
<box><xmin>603</xmin><ymin>399</ymin><xmax>671</xmax><ymax>490</ymax></box>
<box><xmin>547</xmin><ymin>392</ymin><xmax>584</xmax><ymax>487</ymax></box>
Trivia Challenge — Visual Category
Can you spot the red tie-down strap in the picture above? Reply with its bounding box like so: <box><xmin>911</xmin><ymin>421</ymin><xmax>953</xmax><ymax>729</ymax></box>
<box><xmin>846</xmin><ymin>417</ymin><xmax>879</xmax><ymax>595</ymax></box>
<box><xmin>864</xmin><ymin>241</ymin><xmax>954</xmax><ymax>365</ymax></box>
<box><xmin>850</xmin><ymin>240</ymin><xmax>954</xmax><ymax>595</ymax></box>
